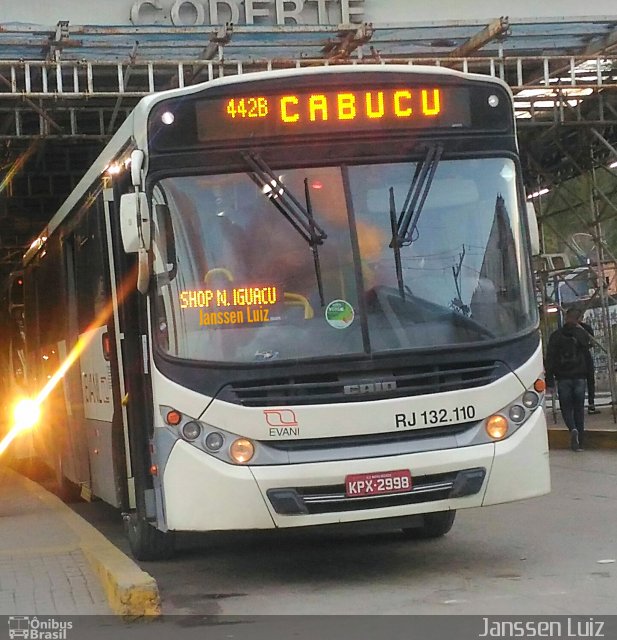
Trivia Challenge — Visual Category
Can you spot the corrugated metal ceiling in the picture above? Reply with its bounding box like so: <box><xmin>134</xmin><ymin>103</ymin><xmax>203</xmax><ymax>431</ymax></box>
<box><xmin>1</xmin><ymin>18</ymin><xmax>616</xmax><ymax>62</ymax></box>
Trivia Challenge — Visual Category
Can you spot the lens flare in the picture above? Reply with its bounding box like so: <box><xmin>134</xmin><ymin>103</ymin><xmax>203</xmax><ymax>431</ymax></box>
<box><xmin>0</xmin><ymin>143</ymin><xmax>38</xmax><ymax>195</ymax></box>
<box><xmin>0</xmin><ymin>262</ymin><xmax>139</xmax><ymax>458</ymax></box>
<box><xmin>13</xmin><ymin>398</ymin><xmax>41</xmax><ymax>430</ymax></box>
<box><xmin>0</xmin><ymin>399</ymin><xmax>38</xmax><ymax>456</ymax></box>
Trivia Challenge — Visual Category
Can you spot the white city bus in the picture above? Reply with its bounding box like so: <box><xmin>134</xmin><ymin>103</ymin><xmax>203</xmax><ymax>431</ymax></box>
<box><xmin>21</xmin><ymin>64</ymin><xmax>550</xmax><ymax>559</ymax></box>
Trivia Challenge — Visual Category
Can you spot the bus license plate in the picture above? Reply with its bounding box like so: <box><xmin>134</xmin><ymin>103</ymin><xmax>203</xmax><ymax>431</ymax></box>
<box><xmin>345</xmin><ymin>469</ymin><xmax>412</xmax><ymax>497</ymax></box>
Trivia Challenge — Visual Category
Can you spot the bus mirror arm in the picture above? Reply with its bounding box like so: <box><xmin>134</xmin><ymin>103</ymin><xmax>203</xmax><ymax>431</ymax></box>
<box><xmin>130</xmin><ymin>149</ymin><xmax>145</xmax><ymax>187</ymax></box>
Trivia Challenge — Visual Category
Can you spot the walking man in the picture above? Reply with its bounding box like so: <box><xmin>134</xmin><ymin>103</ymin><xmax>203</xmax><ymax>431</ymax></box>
<box><xmin>578</xmin><ymin>319</ymin><xmax>601</xmax><ymax>414</ymax></box>
<box><xmin>545</xmin><ymin>307</ymin><xmax>592</xmax><ymax>451</ymax></box>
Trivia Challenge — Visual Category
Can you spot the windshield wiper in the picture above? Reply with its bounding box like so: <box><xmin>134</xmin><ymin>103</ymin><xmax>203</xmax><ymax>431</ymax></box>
<box><xmin>450</xmin><ymin>245</ymin><xmax>471</xmax><ymax>316</ymax></box>
<box><xmin>387</xmin><ymin>144</ymin><xmax>443</xmax><ymax>300</ymax></box>
<box><xmin>388</xmin><ymin>187</ymin><xmax>406</xmax><ymax>299</ymax></box>
<box><xmin>390</xmin><ymin>143</ymin><xmax>443</xmax><ymax>248</ymax></box>
<box><xmin>242</xmin><ymin>152</ymin><xmax>327</xmax><ymax>306</ymax></box>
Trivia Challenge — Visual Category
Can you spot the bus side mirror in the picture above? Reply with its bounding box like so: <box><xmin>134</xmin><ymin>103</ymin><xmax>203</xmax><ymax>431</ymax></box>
<box><xmin>120</xmin><ymin>192</ymin><xmax>151</xmax><ymax>294</ymax></box>
<box><xmin>120</xmin><ymin>192</ymin><xmax>151</xmax><ymax>253</ymax></box>
<box><xmin>526</xmin><ymin>202</ymin><xmax>540</xmax><ymax>256</ymax></box>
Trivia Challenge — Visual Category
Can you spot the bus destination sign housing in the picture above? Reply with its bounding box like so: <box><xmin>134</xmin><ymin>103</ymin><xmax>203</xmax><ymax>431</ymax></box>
<box><xmin>148</xmin><ymin>73</ymin><xmax>512</xmax><ymax>150</ymax></box>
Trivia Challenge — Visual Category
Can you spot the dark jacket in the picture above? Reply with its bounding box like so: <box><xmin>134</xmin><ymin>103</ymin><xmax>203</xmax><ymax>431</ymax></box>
<box><xmin>545</xmin><ymin>323</ymin><xmax>591</xmax><ymax>386</ymax></box>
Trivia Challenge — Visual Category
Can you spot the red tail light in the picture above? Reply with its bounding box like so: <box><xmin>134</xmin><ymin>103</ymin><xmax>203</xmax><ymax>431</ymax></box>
<box><xmin>101</xmin><ymin>332</ymin><xmax>111</xmax><ymax>361</ymax></box>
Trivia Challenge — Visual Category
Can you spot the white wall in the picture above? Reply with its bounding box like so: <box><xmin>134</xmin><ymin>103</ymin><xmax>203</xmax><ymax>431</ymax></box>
<box><xmin>2</xmin><ymin>0</ymin><xmax>616</xmax><ymax>28</ymax></box>
<box><xmin>364</xmin><ymin>0</ymin><xmax>616</xmax><ymax>23</ymax></box>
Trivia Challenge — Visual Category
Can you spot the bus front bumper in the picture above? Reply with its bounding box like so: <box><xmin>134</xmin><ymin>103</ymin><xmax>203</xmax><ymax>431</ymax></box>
<box><xmin>161</xmin><ymin>408</ymin><xmax>550</xmax><ymax>532</ymax></box>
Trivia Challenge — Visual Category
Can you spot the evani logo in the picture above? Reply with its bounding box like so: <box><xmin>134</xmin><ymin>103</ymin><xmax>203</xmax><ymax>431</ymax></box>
<box><xmin>343</xmin><ymin>381</ymin><xmax>397</xmax><ymax>395</ymax></box>
<box><xmin>8</xmin><ymin>617</ymin><xmax>73</xmax><ymax>640</ymax></box>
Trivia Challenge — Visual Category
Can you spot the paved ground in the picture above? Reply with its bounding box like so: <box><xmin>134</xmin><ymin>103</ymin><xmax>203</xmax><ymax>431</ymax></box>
<box><xmin>546</xmin><ymin>398</ymin><xmax>617</xmax><ymax>448</ymax></box>
<box><xmin>0</xmin><ymin>465</ymin><xmax>111</xmax><ymax>615</ymax></box>
<box><xmin>71</xmin><ymin>447</ymin><xmax>617</xmax><ymax>615</ymax></box>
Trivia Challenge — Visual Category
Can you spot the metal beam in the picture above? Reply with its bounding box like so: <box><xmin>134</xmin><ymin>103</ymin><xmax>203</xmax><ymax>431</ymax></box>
<box><xmin>322</xmin><ymin>23</ymin><xmax>374</xmax><ymax>60</ymax></box>
<box><xmin>0</xmin><ymin>72</ymin><xmax>63</xmax><ymax>134</ymax></box>
<box><xmin>590</xmin><ymin>127</ymin><xmax>617</xmax><ymax>163</ymax></box>
<box><xmin>448</xmin><ymin>17</ymin><xmax>510</xmax><ymax>57</ymax></box>
<box><xmin>200</xmin><ymin>23</ymin><xmax>233</xmax><ymax>61</ymax></box>
<box><xmin>582</xmin><ymin>24</ymin><xmax>617</xmax><ymax>57</ymax></box>
<box><xmin>106</xmin><ymin>41</ymin><xmax>139</xmax><ymax>135</ymax></box>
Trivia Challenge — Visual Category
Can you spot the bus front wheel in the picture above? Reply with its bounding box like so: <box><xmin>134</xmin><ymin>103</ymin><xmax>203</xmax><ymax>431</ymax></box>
<box><xmin>401</xmin><ymin>511</ymin><xmax>456</xmax><ymax>539</ymax></box>
<box><xmin>125</xmin><ymin>513</ymin><xmax>176</xmax><ymax>561</ymax></box>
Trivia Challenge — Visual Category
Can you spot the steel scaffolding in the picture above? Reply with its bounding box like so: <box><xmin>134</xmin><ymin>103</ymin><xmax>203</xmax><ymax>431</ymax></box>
<box><xmin>531</xmin><ymin>135</ymin><xmax>617</xmax><ymax>423</ymax></box>
<box><xmin>1</xmin><ymin>53</ymin><xmax>617</xmax><ymax>139</ymax></box>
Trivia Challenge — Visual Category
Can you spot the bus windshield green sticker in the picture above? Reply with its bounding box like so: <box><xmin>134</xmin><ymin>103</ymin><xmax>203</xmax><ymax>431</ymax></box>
<box><xmin>325</xmin><ymin>299</ymin><xmax>354</xmax><ymax>329</ymax></box>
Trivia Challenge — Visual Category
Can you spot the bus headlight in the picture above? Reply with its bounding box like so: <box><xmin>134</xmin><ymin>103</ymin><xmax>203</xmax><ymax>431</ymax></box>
<box><xmin>522</xmin><ymin>391</ymin><xmax>539</xmax><ymax>409</ymax></box>
<box><xmin>478</xmin><ymin>382</ymin><xmax>545</xmax><ymax>443</ymax></box>
<box><xmin>181</xmin><ymin>421</ymin><xmax>201</xmax><ymax>441</ymax></box>
<box><xmin>486</xmin><ymin>415</ymin><xmax>508</xmax><ymax>440</ymax></box>
<box><xmin>230</xmin><ymin>438</ymin><xmax>255</xmax><ymax>464</ymax></box>
<box><xmin>204</xmin><ymin>431</ymin><xmax>224</xmax><ymax>451</ymax></box>
<box><xmin>508</xmin><ymin>405</ymin><xmax>526</xmax><ymax>423</ymax></box>
<box><xmin>160</xmin><ymin>406</ymin><xmax>263</xmax><ymax>465</ymax></box>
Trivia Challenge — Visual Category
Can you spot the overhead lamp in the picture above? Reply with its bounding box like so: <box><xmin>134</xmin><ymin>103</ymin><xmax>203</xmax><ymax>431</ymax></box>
<box><xmin>527</xmin><ymin>188</ymin><xmax>550</xmax><ymax>200</ymax></box>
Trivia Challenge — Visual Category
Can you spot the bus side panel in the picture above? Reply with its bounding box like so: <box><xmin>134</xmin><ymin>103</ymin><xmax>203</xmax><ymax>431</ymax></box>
<box><xmin>59</xmin><ymin>235</ymin><xmax>90</xmax><ymax>488</ymax></box>
<box><xmin>23</xmin><ymin>233</ymin><xmax>89</xmax><ymax>483</ymax></box>
<box><xmin>23</xmin><ymin>188</ymin><xmax>127</xmax><ymax>507</ymax></box>
<box><xmin>65</xmin><ymin>191</ymin><xmax>126</xmax><ymax>507</ymax></box>
<box><xmin>77</xmin><ymin>326</ymin><xmax>118</xmax><ymax>505</ymax></box>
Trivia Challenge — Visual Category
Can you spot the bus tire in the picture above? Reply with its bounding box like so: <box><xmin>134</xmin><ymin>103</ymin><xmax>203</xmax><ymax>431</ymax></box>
<box><xmin>125</xmin><ymin>513</ymin><xmax>176</xmax><ymax>561</ymax></box>
<box><xmin>401</xmin><ymin>510</ymin><xmax>456</xmax><ymax>539</ymax></box>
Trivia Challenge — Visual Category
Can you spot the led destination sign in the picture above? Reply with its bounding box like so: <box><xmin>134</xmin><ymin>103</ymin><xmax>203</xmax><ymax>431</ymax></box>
<box><xmin>194</xmin><ymin>86</ymin><xmax>472</xmax><ymax>141</ymax></box>
<box><xmin>179</xmin><ymin>285</ymin><xmax>281</xmax><ymax>327</ymax></box>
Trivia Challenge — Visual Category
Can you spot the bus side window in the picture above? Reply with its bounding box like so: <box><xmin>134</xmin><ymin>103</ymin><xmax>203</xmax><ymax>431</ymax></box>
<box><xmin>74</xmin><ymin>201</ymin><xmax>110</xmax><ymax>332</ymax></box>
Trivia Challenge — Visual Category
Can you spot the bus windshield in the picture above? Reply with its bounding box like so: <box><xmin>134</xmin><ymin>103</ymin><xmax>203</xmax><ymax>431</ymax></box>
<box><xmin>151</xmin><ymin>157</ymin><xmax>537</xmax><ymax>363</ymax></box>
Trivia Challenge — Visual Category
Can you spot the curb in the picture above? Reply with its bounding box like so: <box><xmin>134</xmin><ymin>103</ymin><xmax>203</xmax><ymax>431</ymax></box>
<box><xmin>548</xmin><ymin>429</ymin><xmax>617</xmax><ymax>450</ymax></box>
<box><xmin>7</xmin><ymin>468</ymin><xmax>161</xmax><ymax>618</ymax></box>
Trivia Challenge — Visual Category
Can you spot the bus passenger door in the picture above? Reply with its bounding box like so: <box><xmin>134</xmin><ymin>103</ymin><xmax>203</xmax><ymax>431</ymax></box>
<box><xmin>104</xmin><ymin>183</ymin><xmax>156</xmax><ymax>519</ymax></box>
<box><xmin>64</xmin><ymin>195</ymin><xmax>127</xmax><ymax>508</ymax></box>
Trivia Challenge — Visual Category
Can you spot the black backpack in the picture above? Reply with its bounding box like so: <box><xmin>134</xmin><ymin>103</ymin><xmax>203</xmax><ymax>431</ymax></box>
<box><xmin>556</xmin><ymin>332</ymin><xmax>586</xmax><ymax>372</ymax></box>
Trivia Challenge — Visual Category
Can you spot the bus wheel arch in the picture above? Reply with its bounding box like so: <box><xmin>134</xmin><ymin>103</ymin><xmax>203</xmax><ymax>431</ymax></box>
<box><xmin>124</xmin><ymin>512</ymin><xmax>176</xmax><ymax>561</ymax></box>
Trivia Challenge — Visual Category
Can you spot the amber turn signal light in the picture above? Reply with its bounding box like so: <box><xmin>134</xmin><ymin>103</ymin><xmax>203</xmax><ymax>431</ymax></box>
<box><xmin>166</xmin><ymin>409</ymin><xmax>182</xmax><ymax>426</ymax></box>
<box><xmin>534</xmin><ymin>378</ymin><xmax>546</xmax><ymax>393</ymax></box>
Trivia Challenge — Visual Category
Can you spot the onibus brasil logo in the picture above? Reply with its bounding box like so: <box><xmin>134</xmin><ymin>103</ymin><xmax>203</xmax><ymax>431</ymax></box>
<box><xmin>8</xmin><ymin>617</ymin><xmax>73</xmax><ymax>640</ymax></box>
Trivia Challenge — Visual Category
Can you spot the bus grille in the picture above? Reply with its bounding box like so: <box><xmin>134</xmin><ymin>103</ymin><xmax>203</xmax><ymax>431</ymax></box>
<box><xmin>267</xmin><ymin>468</ymin><xmax>486</xmax><ymax>515</ymax></box>
<box><xmin>263</xmin><ymin>423</ymin><xmax>472</xmax><ymax>452</ymax></box>
<box><xmin>222</xmin><ymin>361</ymin><xmax>501</xmax><ymax>407</ymax></box>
